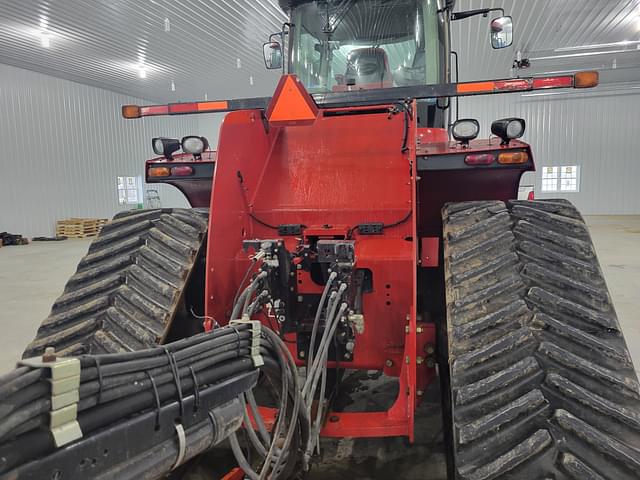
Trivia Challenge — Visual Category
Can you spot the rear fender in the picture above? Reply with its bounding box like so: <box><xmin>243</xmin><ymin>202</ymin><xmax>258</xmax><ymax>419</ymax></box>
<box><xmin>416</xmin><ymin>139</ymin><xmax>534</xmax><ymax>237</ymax></box>
<box><xmin>145</xmin><ymin>152</ymin><xmax>216</xmax><ymax>207</ymax></box>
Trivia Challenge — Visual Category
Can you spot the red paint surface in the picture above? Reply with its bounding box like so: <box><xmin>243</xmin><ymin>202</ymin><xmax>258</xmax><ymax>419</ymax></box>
<box><xmin>417</xmin><ymin>127</ymin><xmax>449</xmax><ymax>144</ymax></box>
<box><xmin>198</xmin><ymin>79</ymin><xmax>533</xmax><ymax>441</ymax></box>
<box><xmin>204</xmin><ymin>100</ymin><xmax>433</xmax><ymax>440</ymax></box>
<box><xmin>420</xmin><ymin>237</ymin><xmax>440</xmax><ymax>267</ymax></box>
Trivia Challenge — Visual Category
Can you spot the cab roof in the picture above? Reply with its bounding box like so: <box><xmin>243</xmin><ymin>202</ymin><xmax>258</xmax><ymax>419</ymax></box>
<box><xmin>279</xmin><ymin>0</ymin><xmax>456</xmax><ymax>13</ymax></box>
<box><xmin>278</xmin><ymin>0</ymin><xmax>308</xmax><ymax>11</ymax></box>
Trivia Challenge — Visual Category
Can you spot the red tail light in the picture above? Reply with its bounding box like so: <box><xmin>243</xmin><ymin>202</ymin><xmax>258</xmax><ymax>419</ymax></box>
<box><xmin>465</xmin><ymin>153</ymin><xmax>495</xmax><ymax>165</ymax></box>
<box><xmin>171</xmin><ymin>166</ymin><xmax>194</xmax><ymax>176</ymax></box>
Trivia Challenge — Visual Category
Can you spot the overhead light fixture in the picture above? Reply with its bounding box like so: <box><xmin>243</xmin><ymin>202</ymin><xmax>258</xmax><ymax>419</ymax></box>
<box><xmin>40</xmin><ymin>31</ymin><xmax>51</xmax><ymax>48</ymax></box>
<box><xmin>164</xmin><ymin>17</ymin><xmax>171</xmax><ymax>32</ymax></box>
<box><xmin>138</xmin><ymin>66</ymin><xmax>147</xmax><ymax>79</ymax></box>
<box><xmin>554</xmin><ymin>39</ymin><xmax>640</xmax><ymax>52</ymax></box>
<box><xmin>171</xmin><ymin>80</ymin><xmax>175</xmax><ymax>91</ymax></box>
<box><xmin>531</xmin><ymin>49</ymin><xmax>633</xmax><ymax>61</ymax></box>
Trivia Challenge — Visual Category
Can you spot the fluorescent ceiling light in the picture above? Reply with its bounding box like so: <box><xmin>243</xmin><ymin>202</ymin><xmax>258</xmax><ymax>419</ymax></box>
<box><xmin>40</xmin><ymin>32</ymin><xmax>50</xmax><ymax>48</ymax></box>
<box><xmin>555</xmin><ymin>40</ymin><xmax>640</xmax><ymax>52</ymax></box>
<box><xmin>531</xmin><ymin>48</ymin><xmax>635</xmax><ymax>61</ymax></box>
<box><xmin>138</xmin><ymin>66</ymin><xmax>147</xmax><ymax>78</ymax></box>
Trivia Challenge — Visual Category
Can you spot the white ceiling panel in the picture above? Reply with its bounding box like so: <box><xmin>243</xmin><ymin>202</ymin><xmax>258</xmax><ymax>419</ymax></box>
<box><xmin>0</xmin><ymin>0</ymin><xmax>288</xmax><ymax>102</ymax></box>
<box><xmin>0</xmin><ymin>0</ymin><xmax>639</xmax><ymax>102</ymax></box>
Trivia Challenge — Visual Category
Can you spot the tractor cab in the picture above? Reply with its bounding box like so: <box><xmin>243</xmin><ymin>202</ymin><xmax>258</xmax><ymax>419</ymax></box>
<box><xmin>268</xmin><ymin>0</ymin><xmax>513</xmax><ymax>127</ymax></box>
<box><xmin>284</xmin><ymin>0</ymin><xmax>445</xmax><ymax>92</ymax></box>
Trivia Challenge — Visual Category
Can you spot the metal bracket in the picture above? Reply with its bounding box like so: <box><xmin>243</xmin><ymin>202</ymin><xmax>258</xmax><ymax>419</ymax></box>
<box><xmin>19</xmin><ymin>356</ymin><xmax>83</xmax><ymax>447</ymax></box>
<box><xmin>229</xmin><ymin>318</ymin><xmax>265</xmax><ymax>368</ymax></box>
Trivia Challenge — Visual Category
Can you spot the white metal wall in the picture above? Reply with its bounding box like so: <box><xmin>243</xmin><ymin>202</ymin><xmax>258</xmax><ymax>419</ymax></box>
<box><xmin>0</xmin><ymin>63</ymin><xmax>219</xmax><ymax>237</ymax></box>
<box><xmin>458</xmin><ymin>87</ymin><xmax>640</xmax><ymax>215</ymax></box>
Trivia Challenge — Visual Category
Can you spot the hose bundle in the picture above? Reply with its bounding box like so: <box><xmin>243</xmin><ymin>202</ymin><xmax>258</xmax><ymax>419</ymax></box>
<box><xmin>0</xmin><ymin>324</ymin><xmax>301</xmax><ymax>479</ymax></box>
<box><xmin>0</xmin><ymin>254</ymin><xmax>350</xmax><ymax>480</ymax></box>
<box><xmin>228</xmin><ymin>262</ymin><xmax>349</xmax><ymax>477</ymax></box>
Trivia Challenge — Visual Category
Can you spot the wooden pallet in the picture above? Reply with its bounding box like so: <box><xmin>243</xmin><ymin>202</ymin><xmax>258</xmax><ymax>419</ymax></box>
<box><xmin>56</xmin><ymin>218</ymin><xmax>108</xmax><ymax>238</ymax></box>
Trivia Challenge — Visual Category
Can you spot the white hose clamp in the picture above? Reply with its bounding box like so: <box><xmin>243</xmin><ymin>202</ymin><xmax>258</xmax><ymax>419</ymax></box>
<box><xmin>229</xmin><ymin>319</ymin><xmax>265</xmax><ymax>367</ymax></box>
<box><xmin>172</xmin><ymin>423</ymin><xmax>187</xmax><ymax>470</ymax></box>
<box><xmin>19</xmin><ymin>355</ymin><xmax>83</xmax><ymax>447</ymax></box>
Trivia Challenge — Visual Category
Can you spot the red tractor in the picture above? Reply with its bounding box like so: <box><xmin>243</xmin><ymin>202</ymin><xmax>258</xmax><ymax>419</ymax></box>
<box><xmin>6</xmin><ymin>1</ymin><xmax>640</xmax><ymax>480</ymax></box>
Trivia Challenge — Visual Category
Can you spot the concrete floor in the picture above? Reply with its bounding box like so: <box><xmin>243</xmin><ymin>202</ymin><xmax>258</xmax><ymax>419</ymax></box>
<box><xmin>0</xmin><ymin>215</ymin><xmax>638</xmax><ymax>478</ymax></box>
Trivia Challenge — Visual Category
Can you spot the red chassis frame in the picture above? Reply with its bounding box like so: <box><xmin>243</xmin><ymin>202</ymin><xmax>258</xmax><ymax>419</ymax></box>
<box><xmin>201</xmin><ymin>77</ymin><xmax>532</xmax><ymax>441</ymax></box>
<box><xmin>126</xmin><ymin>73</ymin><xmax>598</xmax><ymax>442</ymax></box>
<box><xmin>204</xmin><ymin>97</ymin><xmax>433</xmax><ymax>440</ymax></box>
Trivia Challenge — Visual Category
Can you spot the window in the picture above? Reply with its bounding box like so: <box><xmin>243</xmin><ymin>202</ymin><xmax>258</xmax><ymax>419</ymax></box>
<box><xmin>541</xmin><ymin>167</ymin><xmax>558</xmax><ymax>192</ymax></box>
<box><xmin>290</xmin><ymin>0</ymin><xmax>442</xmax><ymax>94</ymax></box>
<box><xmin>117</xmin><ymin>176</ymin><xmax>142</xmax><ymax>205</ymax></box>
<box><xmin>540</xmin><ymin>165</ymin><xmax>580</xmax><ymax>193</ymax></box>
<box><xmin>560</xmin><ymin>165</ymin><xmax>579</xmax><ymax>192</ymax></box>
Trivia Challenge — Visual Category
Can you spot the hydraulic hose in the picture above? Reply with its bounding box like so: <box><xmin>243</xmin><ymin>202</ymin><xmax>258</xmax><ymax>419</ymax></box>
<box><xmin>308</xmin><ymin>271</ymin><xmax>337</xmax><ymax>368</ymax></box>
<box><xmin>0</xmin><ymin>334</ymin><xmax>255</xmax><ymax>438</ymax></box>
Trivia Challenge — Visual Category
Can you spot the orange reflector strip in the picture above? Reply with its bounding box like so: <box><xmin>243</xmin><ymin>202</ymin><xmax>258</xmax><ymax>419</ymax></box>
<box><xmin>122</xmin><ymin>105</ymin><xmax>141</xmax><ymax>119</ymax></box>
<box><xmin>574</xmin><ymin>71</ymin><xmax>599</xmax><ymax>88</ymax></box>
<box><xmin>457</xmin><ymin>81</ymin><xmax>496</xmax><ymax>94</ymax></box>
<box><xmin>498</xmin><ymin>152</ymin><xmax>529</xmax><ymax>164</ymax></box>
<box><xmin>197</xmin><ymin>101</ymin><xmax>229</xmax><ymax>111</ymax></box>
<box><xmin>148</xmin><ymin>167</ymin><xmax>171</xmax><ymax>177</ymax></box>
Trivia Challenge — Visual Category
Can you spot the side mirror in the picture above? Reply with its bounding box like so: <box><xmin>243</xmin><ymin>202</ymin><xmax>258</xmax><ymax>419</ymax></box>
<box><xmin>490</xmin><ymin>16</ymin><xmax>513</xmax><ymax>49</ymax></box>
<box><xmin>263</xmin><ymin>42</ymin><xmax>283</xmax><ymax>70</ymax></box>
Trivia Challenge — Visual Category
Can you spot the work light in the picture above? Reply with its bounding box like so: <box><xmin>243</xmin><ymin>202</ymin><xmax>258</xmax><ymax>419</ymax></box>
<box><xmin>152</xmin><ymin>137</ymin><xmax>181</xmax><ymax>159</ymax></box>
<box><xmin>491</xmin><ymin>118</ymin><xmax>526</xmax><ymax>145</ymax></box>
<box><xmin>181</xmin><ymin>136</ymin><xmax>210</xmax><ymax>159</ymax></box>
<box><xmin>451</xmin><ymin>119</ymin><xmax>480</xmax><ymax>146</ymax></box>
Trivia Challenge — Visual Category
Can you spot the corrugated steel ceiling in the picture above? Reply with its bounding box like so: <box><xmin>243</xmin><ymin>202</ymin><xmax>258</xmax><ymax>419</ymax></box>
<box><xmin>0</xmin><ymin>0</ymin><xmax>639</xmax><ymax>102</ymax></box>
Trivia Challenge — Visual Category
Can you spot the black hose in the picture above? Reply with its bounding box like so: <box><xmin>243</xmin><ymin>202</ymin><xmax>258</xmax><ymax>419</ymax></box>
<box><xmin>0</xmin><ymin>342</ymin><xmax>254</xmax><ymax>442</ymax></box>
<box><xmin>0</xmin><ymin>333</ymin><xmax>252</xmax><ymax>423</ymax></box>
<box><xmin>0</xmin><ymin>357</ymin><xmax>255</xmax><ymax>473</ymax></box>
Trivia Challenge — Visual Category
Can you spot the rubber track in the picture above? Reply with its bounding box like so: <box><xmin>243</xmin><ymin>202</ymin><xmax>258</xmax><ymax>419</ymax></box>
<box><xmin>23</xmin><ymin>209</ymin><xmax>208</xmax><ymax>358</ymax></box>
<box><xmin>442</xmin><ymin>200</ymin><xmax>640</xmax><ymax>480</ymax></box>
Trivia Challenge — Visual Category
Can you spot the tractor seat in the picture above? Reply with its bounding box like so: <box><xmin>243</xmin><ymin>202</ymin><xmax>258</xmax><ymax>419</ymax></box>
<box><xmin>337</xmin><ymin>47</ymin><xmax>393</xmax><ymax>91</ymax></box>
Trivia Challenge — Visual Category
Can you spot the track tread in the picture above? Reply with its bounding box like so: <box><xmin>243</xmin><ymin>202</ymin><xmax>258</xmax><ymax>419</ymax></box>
<box><xmin>443</xmin><ymin>200</ymin><xmax>640</xmax><ymax>480</ymax></box>
<box><xmin>23</xmin><ymin>209</ymin><xmax>208</xmax><ymax>357</ymax></box>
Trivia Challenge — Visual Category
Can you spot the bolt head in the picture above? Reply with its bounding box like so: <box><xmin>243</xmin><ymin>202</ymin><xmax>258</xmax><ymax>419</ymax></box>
<box><xmin>42</xmin><ymin>347</ymin><xmax>57</xmax><ymax>363</ymax></box>
<box><xmin>385</xmin><ymin>359</ymin><xmax>394</xmax><ymax>368</ymax></box>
